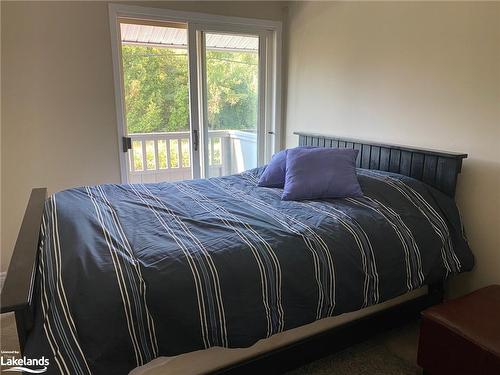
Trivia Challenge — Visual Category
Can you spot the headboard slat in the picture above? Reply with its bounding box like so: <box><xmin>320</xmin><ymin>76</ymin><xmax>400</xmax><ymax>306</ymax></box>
<box><xmin>422</xmin><ymin>155</ymin><xmax>438</xmax><ymax>186</ymax></box>
<box><xmin>410</xmin><ymin>153</ymin><xmax>425</xmax><ymax>180</ymax></box>
<box><xmin>379</xmin><ymin>147</ymin><xmax>390</xmax><ymax>171</ymax></box>
<box><xmin>369</xmin><ymin>146</ymin><xmax>377</xmax><ymax>169</ymax></box>
<box><xmin>361</xmin><ymin>145</ymin><xmax>371</xmax><ymax>169</ymax></box>
<box><xmin>389</xmin><ymin>149</ymin><xmax>401</xmax><ymax>173</ymax></box>
<box><xmin>294</xmin><ymin>132</ymin><xmax>467</xmax><ymax>197</ymax></box>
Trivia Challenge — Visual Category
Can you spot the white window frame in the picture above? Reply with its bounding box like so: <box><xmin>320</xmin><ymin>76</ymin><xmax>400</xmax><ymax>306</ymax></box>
<box><xmin>108</xmin><ymin>3</ymin><xmax>282</xmax><ymax>183</ymax></box>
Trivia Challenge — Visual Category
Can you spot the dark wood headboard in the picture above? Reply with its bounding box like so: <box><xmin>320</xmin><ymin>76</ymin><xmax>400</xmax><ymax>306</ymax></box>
<box><xmin>295</xmin><ymin>132</ymin><xmax>467</xmax><ymax>197</ymax></box>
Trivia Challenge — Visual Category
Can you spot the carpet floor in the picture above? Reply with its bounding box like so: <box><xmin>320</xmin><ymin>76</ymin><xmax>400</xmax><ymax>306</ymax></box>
<box><xmin>286</xmin><ymin>323</ymin><xmax>421</xmax><ymax>375</ymax></box>
<box><xmin>1</xmin><ymin>313</ymin><xmax>421</xmax><ymax>374</ymax></box>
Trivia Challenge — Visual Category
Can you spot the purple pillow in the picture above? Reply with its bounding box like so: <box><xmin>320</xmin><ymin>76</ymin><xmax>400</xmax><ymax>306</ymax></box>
<box><xmin>282</xmin><ymin>147</ymin><xmax>362</xmax><ymax>201</ymax></box>
<box><xmin>258</xmin><ymin>149</ymin><xmax>287</xmax><ymax>188</ymax></box>
<box><xmin>258</xmin><ymin>147</ymin><xmax>315</xmax><ymax>188</ymax></box>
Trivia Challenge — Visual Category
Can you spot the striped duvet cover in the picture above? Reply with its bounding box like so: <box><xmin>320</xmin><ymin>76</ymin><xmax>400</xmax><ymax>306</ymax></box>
<box><xmin>24</xmin><ymin>168</ymin><xmax>474</xmax><ymax>374</ymax></box>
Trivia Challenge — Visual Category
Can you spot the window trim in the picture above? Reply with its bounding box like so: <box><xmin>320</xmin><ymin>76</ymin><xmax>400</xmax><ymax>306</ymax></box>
<box><xmin>108</xmin><ymin>3</ymin><xmax>283</xmax><ymax>183</ymax></box>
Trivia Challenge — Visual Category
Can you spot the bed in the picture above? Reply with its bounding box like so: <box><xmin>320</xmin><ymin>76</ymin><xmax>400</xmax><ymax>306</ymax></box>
<box><xmin>1</xmin><ymin>133</ymin><xmax>473</xmax><ymax>374</ymax></box>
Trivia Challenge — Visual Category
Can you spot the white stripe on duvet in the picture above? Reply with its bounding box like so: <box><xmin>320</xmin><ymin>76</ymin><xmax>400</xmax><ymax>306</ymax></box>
<box><xmin>242</xmin><ymin>172</ymin><xmax>380</xmax><ymax>307</ymax></box>
<box><xmin>85</xmin><ymin>187</ymin><xmax>144</xmax><ymax>365</ymax></box>
<box><xmin>127</xmin><ymin>184</ymin><xmax>215</xmax><ymax>348</ymax></box>
<box><xmin>176</xmin><ymin>182</ymin><xmax>285</xmax><ymax>335</ymax></box>
<box><xmin>209</xmin><ymin>177</ymin><xmax>336</xmax><ymax>319</ymax></box>
<box><xmin>95</xmin><ymin>186</ymin><xmax>159</xmax><ymax>357</ymax></box>
<box><xmin>136</xmin><ymin>184</ymin><xmax>228</xmax><ymax>348</ymax></box>
<box><xmin>306</xmin><ymin>202</ymin><xmax>380</xmax><ymax>307</ymax></box>
<box><xmin>358</xmin><ymin>170</ymin><xmax>461</xmax><ymax>273</ymax></box>
<box><xmin>346</xmin><ymin>196</ymin><xmax>425</xmax><ymax>291</ymax></box>
<box><xmin>40</xmin><ymin>197</ymin><xmax>92</xmax><ymax>374</ymax></box>
<box><xmin>39</xmin><ymin>215</ymin><xmax>68</xmax><ymax>375</ymax></box>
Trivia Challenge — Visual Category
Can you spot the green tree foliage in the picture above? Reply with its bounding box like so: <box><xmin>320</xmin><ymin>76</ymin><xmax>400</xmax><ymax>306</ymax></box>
<box><xmin>122</xmin><ymin>45</ymin><xmax>258</xmax><ymax>134</ymax></box>
<box><xmin>205</xmin><ymin>51</ymin><xmax>258</xmax><ymax>131</ymax></box>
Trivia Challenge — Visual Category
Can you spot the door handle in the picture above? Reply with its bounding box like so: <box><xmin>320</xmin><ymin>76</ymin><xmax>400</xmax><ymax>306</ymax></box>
<box><xmin>122</xmin><ymin>137</ymin><xmax>132</xmax><ymax>153</ymax></box>
<box><xmin>193</xmin><ymin>129</ymin><xmax>199</xmax><ymax>152</ymax></box>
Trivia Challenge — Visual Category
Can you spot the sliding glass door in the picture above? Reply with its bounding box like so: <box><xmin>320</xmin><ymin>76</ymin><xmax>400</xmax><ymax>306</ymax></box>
<box><xmin>196</xmin><ymin>28</ymin><xmax>266</xmax><ymax>178</ymax></box>
<box><xmin>112</xmin><ymin>7</ymin><xmax>280</xmax><ymax>183</ymax></box>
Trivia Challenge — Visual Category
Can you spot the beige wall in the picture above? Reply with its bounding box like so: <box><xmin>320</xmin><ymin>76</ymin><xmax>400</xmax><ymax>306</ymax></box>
<box><xmin>0</xmin><ymin>1</ymin><xmax>286</xmax><ymax>272</ymax></box>
<box><xmin>285</xmin><ymin>1</ymin><xmax>500</xmax><ymax>296</ymax></box>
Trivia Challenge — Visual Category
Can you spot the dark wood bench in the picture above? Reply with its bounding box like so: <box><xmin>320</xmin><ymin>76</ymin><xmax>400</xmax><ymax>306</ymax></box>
<box><xmin>418</xmin><ymin>285</ymin><xmax>500</xmax><ymax>375</ymax></box>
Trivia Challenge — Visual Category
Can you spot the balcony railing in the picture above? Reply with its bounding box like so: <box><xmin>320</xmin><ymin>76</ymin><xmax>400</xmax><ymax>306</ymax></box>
<box><xmin>128</xmin><ymin>129</ymin><xmax>257</xmax><ymax>183</ymax></box>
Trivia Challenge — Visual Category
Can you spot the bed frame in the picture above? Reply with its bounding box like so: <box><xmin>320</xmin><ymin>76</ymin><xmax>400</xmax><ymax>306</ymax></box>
<box><xmin>1</xmin><ymin>132</ymin><xmax>467</xmax><ymax>374</ymax></box>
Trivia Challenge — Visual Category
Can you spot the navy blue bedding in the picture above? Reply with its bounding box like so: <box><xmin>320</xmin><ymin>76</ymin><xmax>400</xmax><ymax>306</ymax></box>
<box><xmin>25</xmin><ymin>168</ymin><xmax>473</xmax><ymax>374</ymax></box>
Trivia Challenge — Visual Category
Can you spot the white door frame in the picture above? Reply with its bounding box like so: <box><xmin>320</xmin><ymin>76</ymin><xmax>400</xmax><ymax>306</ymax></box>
<box><xmin>108</xmin><ymin>3</ymin><xmax>282</xmax><ymax>183</ymax></box>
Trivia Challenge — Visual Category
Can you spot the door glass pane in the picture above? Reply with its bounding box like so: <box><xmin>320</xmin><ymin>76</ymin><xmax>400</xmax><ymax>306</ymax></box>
<box><xmin>205</xmin><ymin>32</ymin><xmax>259</xmax><ymax>178</ymax></box>
<box><xmin>120</xmin><ymin>21</ymin><xmax>193</xmax><ymax>183</ymax></box>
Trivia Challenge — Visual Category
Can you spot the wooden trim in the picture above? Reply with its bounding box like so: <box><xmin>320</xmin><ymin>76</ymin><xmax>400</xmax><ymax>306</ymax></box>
<box><xmin>216</xmin><ymin>283</ymin><xmax>444</xmax><ymax>374</ymax></box>
<box><xmin>1</xmin><ymin>188</ymin><xmax>47</xmax><ymax>314</ymax></box>
<box><xmin>1</xmin><ymin>188</ymin><xmax>47</xmax><ymax>353</ymax></box>
<box><xmin>109</xmin><ymin>3</ymin><xmax>282</xmax><ymax>30</ymax></box>
<box><xmin>294</xmin><ymin>132</ymin><xmax>467</xmax><ymax>197</ymax></box>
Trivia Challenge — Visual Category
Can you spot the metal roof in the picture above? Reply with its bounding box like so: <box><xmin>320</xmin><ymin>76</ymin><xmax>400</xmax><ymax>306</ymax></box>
<box><xmin>120</xmin><ymin>23</ymin><xmax>258</xmax><ymax>52</ymax></box>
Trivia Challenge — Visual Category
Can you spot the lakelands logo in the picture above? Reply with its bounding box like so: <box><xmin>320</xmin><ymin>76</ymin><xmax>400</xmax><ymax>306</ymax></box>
<box><xmin>1</xmin><ymin>351</ymin><xmax>49</xmax><ymax>373</ymax></box>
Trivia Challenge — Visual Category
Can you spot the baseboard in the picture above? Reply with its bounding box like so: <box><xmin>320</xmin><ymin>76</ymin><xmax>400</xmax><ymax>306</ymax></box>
<box><xmin>0</xmin><ymin>271</ymin><xmax>6</xmax><ymax>291</ymax></box>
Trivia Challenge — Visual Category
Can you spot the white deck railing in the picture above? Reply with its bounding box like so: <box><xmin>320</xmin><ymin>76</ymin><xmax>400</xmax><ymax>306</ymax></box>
<box><xmin>128</xmin><ymin>129</ymin><xmax>257</xmax><ymax>183</ymax></box>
